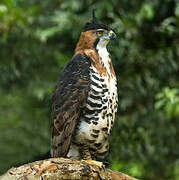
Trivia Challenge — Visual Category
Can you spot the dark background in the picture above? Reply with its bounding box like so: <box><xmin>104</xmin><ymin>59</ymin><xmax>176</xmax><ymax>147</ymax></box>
<box><xmin>0</xmin><ymin>0</ymin><xmax>178</xmax><ymax>179</ymax></box>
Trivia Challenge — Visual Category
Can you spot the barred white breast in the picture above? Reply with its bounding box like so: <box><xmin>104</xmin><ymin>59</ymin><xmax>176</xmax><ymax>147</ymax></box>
<box><xmin>67</xmin><ymin>43</ymin><xmax>118</xmax><ymax>160</ymax></box>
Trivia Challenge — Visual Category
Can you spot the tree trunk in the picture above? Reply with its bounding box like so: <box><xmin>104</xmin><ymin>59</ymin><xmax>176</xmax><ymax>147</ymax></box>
<box><xmin>0</xmin><ymin>158</ymin><xmax>138</xmax><ymax>180</ymax></box>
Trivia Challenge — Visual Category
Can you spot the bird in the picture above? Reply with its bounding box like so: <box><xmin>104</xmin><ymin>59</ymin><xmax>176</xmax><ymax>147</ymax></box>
<box><xmin>50</xmin><ymin>10</ymin><xmax>118</xmax><ymax>164</ymax></box>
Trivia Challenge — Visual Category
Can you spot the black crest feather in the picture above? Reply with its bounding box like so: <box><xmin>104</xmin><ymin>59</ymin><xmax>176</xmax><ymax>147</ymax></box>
<box><xmin>83</xmin><ymin>10</ymin><xmax>111</xmax><ymax>32</ymax></box>
<box><xmin>92</xmin><ymin>9</ymin><xmax>98</xmax><ymax>23</ymax></box>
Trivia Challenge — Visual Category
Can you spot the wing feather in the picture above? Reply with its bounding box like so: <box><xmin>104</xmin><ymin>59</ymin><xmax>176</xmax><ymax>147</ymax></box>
<box><xmin>51</xmin><ymin>54</ymin><xmax>91</xmax><ymax>157</ymax></box>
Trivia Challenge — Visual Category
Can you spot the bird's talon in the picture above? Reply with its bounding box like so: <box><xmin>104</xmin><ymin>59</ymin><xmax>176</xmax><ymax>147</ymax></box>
<box><xmin>102</xmin><ymin>164</ymin><xmax>106</xmax><ymax>171</ymax></box>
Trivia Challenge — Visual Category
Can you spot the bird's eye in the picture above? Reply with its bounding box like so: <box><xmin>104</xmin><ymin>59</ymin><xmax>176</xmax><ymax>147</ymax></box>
<box><xmin>96</xmin><ymin>31</ymin><xmax>103</xmax><ymax>37</ymax></box>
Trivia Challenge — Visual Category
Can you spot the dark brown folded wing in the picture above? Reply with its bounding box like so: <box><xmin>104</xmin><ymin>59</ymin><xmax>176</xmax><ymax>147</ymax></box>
<box><xmin>51</xmin><ymin>54</ymin><xmax>91</xmax><ymax>157</ymax></box>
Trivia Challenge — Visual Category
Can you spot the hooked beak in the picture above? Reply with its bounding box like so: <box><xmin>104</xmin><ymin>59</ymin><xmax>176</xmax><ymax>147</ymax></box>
<box><xmin>109</xmin><ymin>30</ymin><xmax>116</xmax><ymax>40</ymax></box>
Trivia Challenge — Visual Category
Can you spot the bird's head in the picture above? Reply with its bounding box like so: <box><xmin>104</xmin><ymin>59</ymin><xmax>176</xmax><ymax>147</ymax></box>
<box><xmin>75</xmin><ymin>10</ymin><xmax>116</xmax><ymax>53</ymax></box>
<box><xmin>84</xmin><ymin>10</ymin><xmax>116</xmax><ymax>41</ymax></box>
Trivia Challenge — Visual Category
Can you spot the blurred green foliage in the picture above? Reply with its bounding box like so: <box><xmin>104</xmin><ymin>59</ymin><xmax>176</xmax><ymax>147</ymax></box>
<box><xmin>0</xmin><ymin>0</ymin><xmax>178</xmax><ymax>179</ymax></box>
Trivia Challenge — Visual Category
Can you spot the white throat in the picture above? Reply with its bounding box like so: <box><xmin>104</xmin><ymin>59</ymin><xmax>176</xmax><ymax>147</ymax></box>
<box><xmin>96</xmin><ymin>40</ymin><xmax>111</xmax><ymax>75</ymax></box>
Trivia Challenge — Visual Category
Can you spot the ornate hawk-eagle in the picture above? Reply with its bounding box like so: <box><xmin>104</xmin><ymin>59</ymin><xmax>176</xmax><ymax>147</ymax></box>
<box><xmin>51</xmin><ymin>11</ymin><xmax>118</xmax><ymax>162</ymax></box>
